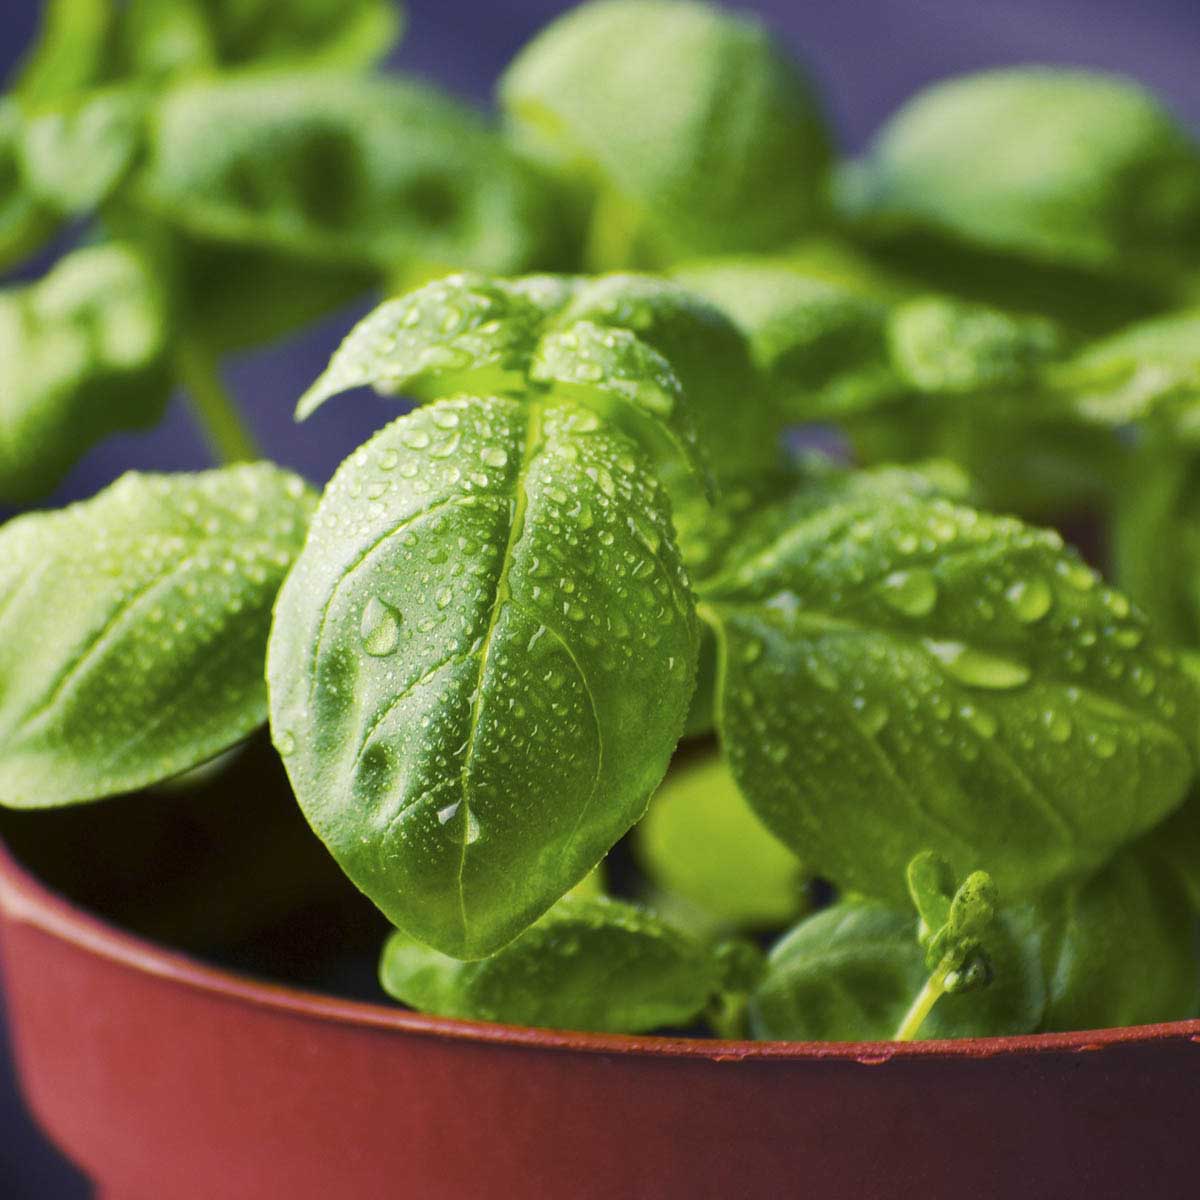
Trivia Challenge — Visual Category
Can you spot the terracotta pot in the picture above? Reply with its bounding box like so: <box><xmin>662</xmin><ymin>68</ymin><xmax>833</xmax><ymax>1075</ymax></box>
<box><xmin>0</xmin><ymin>839</ymin><xmax>1197</xmax><ymax>1200</ymax></box>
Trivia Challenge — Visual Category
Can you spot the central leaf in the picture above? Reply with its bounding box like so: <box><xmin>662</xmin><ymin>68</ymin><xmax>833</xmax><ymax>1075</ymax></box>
<box><xmin>268</xmin><ymin>395</ymin><xmax>697</xmax><ymax>957</ymax></box>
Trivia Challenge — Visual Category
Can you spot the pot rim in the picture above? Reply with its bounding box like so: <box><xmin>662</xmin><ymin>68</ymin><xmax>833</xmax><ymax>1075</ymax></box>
<box><xmin>1</xmin><ymin>836</ymin><xmax>1196</xmax><ymax>1064</ymax></box>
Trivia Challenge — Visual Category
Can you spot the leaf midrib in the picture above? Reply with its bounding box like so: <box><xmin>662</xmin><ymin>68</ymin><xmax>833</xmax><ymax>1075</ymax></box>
<box><xmin>453</xmin><ymin>403</ymin><xmax>546</xmax><ymax>941</ymax></box>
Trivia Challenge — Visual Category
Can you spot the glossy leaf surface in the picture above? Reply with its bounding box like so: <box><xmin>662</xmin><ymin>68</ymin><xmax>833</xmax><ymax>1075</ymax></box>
<box><xmin>268</xmin><ymin>396</ymin><xmax>697</xmax><ymax>957</ymax></box>
<box><xmin>0</xmin><ymin>243</ymin><xmax>172</xmax><ymax>503</ymax></box>
<box><xmin>0</xmin><ymin>466</ymin><xmax>314</xmax><ymax>808</ymax></box>
<box><xmin>500</xmin><ymin>0</ymin><xmax>832</xmax><ymax>266</ymax></box>
<box><xmin>380</xmin><ymin>895</ymin><xmax>718</xmax><ymax>1032</ymax></box>
<box><xmin>701</xmin><ymin>468</ymin><xmax>1200</xmax><ymax>904</ymax></box>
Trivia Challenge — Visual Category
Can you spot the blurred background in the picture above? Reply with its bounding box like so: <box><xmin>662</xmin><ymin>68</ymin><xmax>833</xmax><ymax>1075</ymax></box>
<box><xmin>0</xmin><ymin>0</ymin><xmax>1196</xmax><ymax>1194</ymax></box>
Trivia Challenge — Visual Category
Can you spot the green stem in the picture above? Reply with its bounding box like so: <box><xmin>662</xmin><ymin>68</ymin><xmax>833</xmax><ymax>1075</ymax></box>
<box><xmin>176</xmin><ymin>338</ymin><xmax>260</xmax><ymax>465</ymax></box>
<box><xmin>893</xmin><ymin>955</ymin><xmax>953</xmax><ymax>1042</ymax></box>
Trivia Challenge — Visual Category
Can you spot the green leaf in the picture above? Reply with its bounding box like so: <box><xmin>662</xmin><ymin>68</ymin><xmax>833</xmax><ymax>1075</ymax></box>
<box><xmin>748</xmin><ymin>898</ymin><xmax>1045</xmax><ymax>1042</ymax></box>
<box><xmin>268</xmin><ymin>396</ymin><xmax>697</xmax><ymax>957</ymax></box>
<box><xmin>1031</xmin><ymin>848</ymin><xmax>1199</xmax><ymax>1032</ymax></box>
<box><xmin>675</xmin><ymin>256</ymin><xmax>906</xmax><ymax>421</ymax></box>
<box><xmin>10</xmin><ymin>0</ymin><xmax>115</xmax><ymax>107</ymax></box>
<box><xmin>131</xmin><ymin>72</ymin><xmax>562</xmax><ymax>277</ymax></box>
<box><xmin>0</xmin><ymin>102</ymin><xmax>59</xmax><ymax>271</ymax></box>
<box><xmin>0</xmin><ymin>243</ymin><xmax>172</xmax><ymax>503</ymax></box>
<box><xmin>1139</xmin><ymin>788</ymin><xmax>1200</xmax><ymax>913</ymax></box>
<box><xmin>700</xmin><ymin>467</ymin><xmax>1200</xmax><ymax>905</ymax></box>
<box><xmin>887</xmin><ymin>296</ymin><xmax>1064</xmax><ymax>396</ymax></box>
<box><xmin>499</xmin><ymin>0</ymin><xmax>832</xmax><ymax>267</ymax></box>
<box><xmin>296</xmin><ymin>272</ymin><xmax>774</xmax><ymax>494</ymax></box>
<box><xmin>844</xmin><ymin>67</ymin><xmax>1200</xmax><ymax>281</ymax></box>
<box><xmin>1049</xmin><ymin>308</ymin><xmax>1200</xmax><ymax>432</ymax></box>
<box><xmin>17</xmin><ymin>85</ymin><xmax>148</xmax><ymax>216</ymax></box>
<box><xmin>379</xmin><ymin>895</ymin><xmax>718</xmax><ymax>1032</ymax></box>
<box><xmin>0</xmin><ymin>465</ymin><xmax>315</xmax><ymax>809</ymax></box>
<box><xmin>635</xmin><ymin>750</ymin><xmax>804</xmax><ymax>931</ymax></box>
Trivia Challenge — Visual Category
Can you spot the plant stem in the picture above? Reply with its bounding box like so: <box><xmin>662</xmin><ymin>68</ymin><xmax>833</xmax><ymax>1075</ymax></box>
<box><xmin>893</xmin><ymin>956</ymin><xmax>952</xmax><ymax>1042</ymax></box>
<box><xmin>176</xmin><ymin>338</ymin><xmax>261</xmax><ymax>465</ymax></box>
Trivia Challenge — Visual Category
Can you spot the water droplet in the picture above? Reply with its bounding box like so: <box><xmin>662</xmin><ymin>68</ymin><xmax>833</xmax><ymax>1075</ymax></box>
<box><xmin>880</xmin><ymin>569</ymin><xmax>938</xmax><ymax>618</ymax></box>
<box><xmin>1005</xmin><ymin>578</ymin><xmax>1052</xmax><ymax>623</ymax></box>
<box><xmin>741</xmin><ymin>639</ymin><xmax>763</xmax><ymax>664</ymax></box>
<box><xmin>360</xmin><ymin>597</ymin><xmax>401</xmax><ymax>657</ymax></box>
<box><xmin>959</xmin><ymin>704</ymin><xmax>997</xmax><ymax>739</ymax></box>
<box><xmin>275</xmin><ymin>730</ymin><xmax>296</xmax><ymax>757</ymax></box>
<box><xmin>403</xmin><ymin>429</ymin><xmax>431</xmax><ymax>450</ymax></box>
<box><xmin>924</xmin><ymin>640</ymin><xmax>1031</xmax><ymax>689</ymax></box>
<box><xmin>437</xmin><ymin>801</ymin><xmax>461</xmax><ymax>825</ymax></box>
<box><xmin>1057</xmin><ymin>560</ymin><xmax>1097</xmax><ymax>591</ymax></box>
<box><xmin>481</xmin><ymin>447</ymin><xmax>508</xmax><ymax>468</ymax></box>
<box><xmin>1089</xmin><ymin>733</ymin><xmax>1118</xmax><ymax>759</ymax></box>
<box><xmin>1042</xmin><ymin>710</ymin><xmax>1072</xmax><ymax>743</ymax></box>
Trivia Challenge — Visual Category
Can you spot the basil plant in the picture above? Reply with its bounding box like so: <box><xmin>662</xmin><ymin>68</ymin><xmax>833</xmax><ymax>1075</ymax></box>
<box><xmin>1</xmin><ymin>0</ymin><xmax>1199</xmax><ymax>1043</ymax></box>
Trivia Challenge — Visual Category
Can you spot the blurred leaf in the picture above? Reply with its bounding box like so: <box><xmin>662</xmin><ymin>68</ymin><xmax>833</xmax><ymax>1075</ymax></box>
<box><xmin>500</xmin><ymin>0</ymin><xmax>832</xmax><ymax>267</ymax></box>
<box><xmin>0</xmin><ymin>243</ymin><xmax>172</xmax><ymax>503</ymax></box>
<box><xmin>636</xmin><ymin>750</ymin><xmax>804</xmax><ymax>931</ymax></box>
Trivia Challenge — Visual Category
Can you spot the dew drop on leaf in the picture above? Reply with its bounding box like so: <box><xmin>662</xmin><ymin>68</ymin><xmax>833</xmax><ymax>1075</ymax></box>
<box><xmin>924</xmin><ymin>640</ymin><xmax>1031</xmax><ymax>689</ymax></box>
<box><xmin>360</xmin><ymin>596</ymin><xmax>401</xmax><ymax>657</ymax></box>
<box><xmin>879</xmin><ymin>568</ymin><xmax>938</xmax><ymax>618</ymax></box>
<box><xmin>1005</xmin><ymin>577</ymin><xmax>1052</xmax><ymax>623</ymax></box>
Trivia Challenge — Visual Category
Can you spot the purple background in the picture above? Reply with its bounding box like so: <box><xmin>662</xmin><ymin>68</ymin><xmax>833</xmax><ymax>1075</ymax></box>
<box><xmin>0</xmin><ymin>0</ymin><xmax>1197</xmax><ymax>1194</ymax></box>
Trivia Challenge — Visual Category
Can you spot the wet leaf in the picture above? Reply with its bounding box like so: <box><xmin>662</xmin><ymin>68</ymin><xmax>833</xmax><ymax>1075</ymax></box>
<box><xmin>0</xmin><ymin>466</ymin><xmax>315</xmax><ymax>808</ymax></box>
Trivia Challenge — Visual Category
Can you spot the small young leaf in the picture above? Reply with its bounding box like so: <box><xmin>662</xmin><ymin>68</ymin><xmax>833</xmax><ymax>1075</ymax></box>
<box><xmin>701</xmin><ymin>467</ymin><xmax>1200</xmax><ymax>905</ymax></box>
<box><xmin>748</xmin><ymin>899</ymin><xmax>1044</xmax><ymax>1042</ymax></box>
<box><xmin>297</xmin><ymin>272</ymin><xmax>771</xmax><ymax>493</ymax></box>
<box><xmin>499</xmin><ymin>0</ymin><xmax>832</xmax><ymax>266</ymax></box>
<box><xmin>268</xmin><ymin>396</ymin><xmax>697</xmax><ymax>958</ymax></box>
<box><xmin>379</xmin><ymin>895</ymin><xmax>718</xmax><ymax>1033</ymax></box>
<box><xmin>635</xmin><ymin>750</ymin><xmax>804</xmax><ymax>932</ymax></box>
<box><xmin>844</xmin><ymin>67</ymin><xmax>1200</xmax><ymax>281</ymax></box>
<box><xmin>0</xmin><ymin>465</ymin><xmax>314</xmax><ymax>808</ymax></box>
<box><xmin>0</xmin><ymin>243</ymin><xmax>172</xmax><ymax>503</ymax></box>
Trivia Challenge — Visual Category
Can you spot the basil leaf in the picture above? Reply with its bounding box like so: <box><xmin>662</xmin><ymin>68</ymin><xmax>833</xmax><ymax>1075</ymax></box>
<box><xmin>748</xmin><ymin>899</ymin><xmax>1045</xmax><ymax>1042</ymax></box>
<box><xmin>296</xmin><ymin>274</ymin><xmax>566</xmax><ymax>417</ymax></box>
<box><xmin>10</xmin><ymin>0</ymin><xmax>114</xmax><ymax>107</ymax></box>
<box><xmin>297</xmin><ymin>272</ymin><xmax>772</xmax><ymax>493</ymax></box>
<box><xmin>635</xmin><ymin>751</ymin><xmax>803</xmax><ymax>932</ymax></box>
<box><xmin>0</xmin><ymin>465</ymin><xmax>314</xmax><ymax>809</ymax></box>
<box><xmin>268</xmin><ymin>396</ymin><xmax>697</xmax><ymax>957</ymax></box>
<box><xmin>701</xmin><ymin>469</ymin><xmax>1200</xmax><ymax>905</ymax></box>
<box><xmin>1050</xmin><ymin>309</ymin><xmax>1200</xmax><ymax>432</ymax></box>
<box><xmin>0</xmin><ymin>243</ymin><xmax>172</xmax><ymax>503</ymax></box>
<box><xmin>675</xmin><ymin>256</ymin><xmax>906</xmax><ymax>421</ymax></box>
<box><xmin>379</xmin><ymin>895</ymin><xmax>718</xmax><ymax>1033</ymax></box>
<box><xmin>132</xmin><ymin>72</ymin><xmax>560</xmax><ymax>277</ymax></box>
<box><xmin>887</xmin><ymin>296</ymin><xmax>1063</xmax><ymax>396</ymax></box>
<box><xmin>0</xmin><ymin>102</ymin><xmax>59</xmax><ymax>271</ymax></box>
<box><xmin>1033</xmin><ymin>848</ymin><xmax>1199</xmax><ymax>1032</ymax></box>
<box><xmin>499</xmin><ymin>0</ymin><xmax>832</xmax><ymax>266</ymax></box>
<box><xmin>1140</xmin><ymin>789</ymin><xmax>1200</xmax><ymax>913</ymax></box>
<box><xmin>17</xmin><ymin>85</ymin><xmax>147</xmax><ymax>216</ymax></box>
<box><xmin>844</xmin><ymin>67</ymin><xmax>1200</xmax><ymax>282</ymax></box>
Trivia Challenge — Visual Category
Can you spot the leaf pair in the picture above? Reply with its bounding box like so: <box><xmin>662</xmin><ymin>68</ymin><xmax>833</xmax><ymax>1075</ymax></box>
<box><xmin>297</xmin><ymin>270</ymin><xmax>777</xmax><ymax>491</ymax></box>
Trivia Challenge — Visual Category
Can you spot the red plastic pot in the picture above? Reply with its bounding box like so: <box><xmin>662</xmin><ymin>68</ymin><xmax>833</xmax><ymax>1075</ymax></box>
<box><xmin>0</xmin><ymin>838</ymin><xmax>1197</xmax><ymax>1200</ymax></box>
